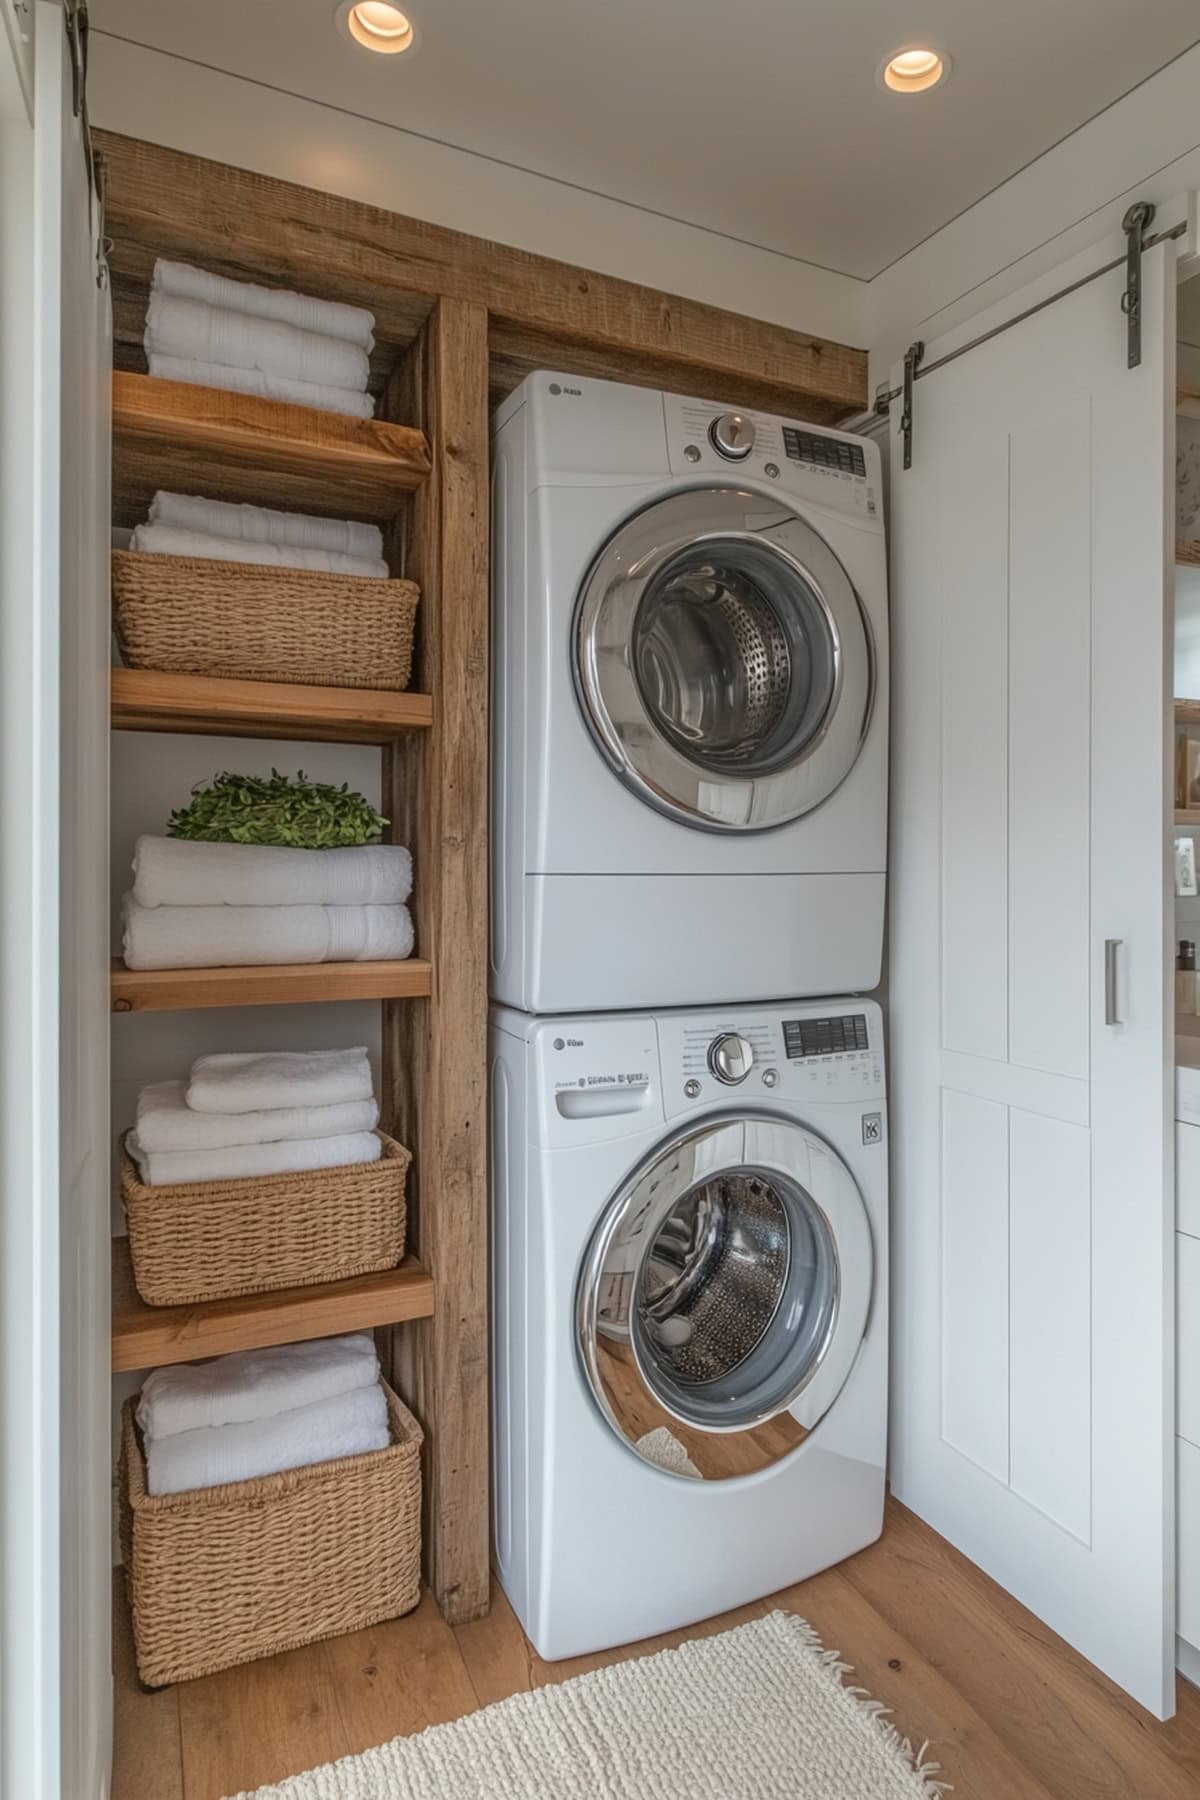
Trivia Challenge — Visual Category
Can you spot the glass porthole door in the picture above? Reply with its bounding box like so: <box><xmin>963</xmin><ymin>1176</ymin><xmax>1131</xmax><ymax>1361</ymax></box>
<box><xmin>576</xmin><ymin>1115</ymin><xmax>873</xmax><ymax>1479</ymax></box>
<box><xmin>574</xmin><ymin>488</ymin><xmax>874</xmax><ymax>831</ymax></box>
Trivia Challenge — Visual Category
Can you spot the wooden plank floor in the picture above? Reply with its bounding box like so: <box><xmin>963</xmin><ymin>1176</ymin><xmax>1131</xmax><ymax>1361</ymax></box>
<box><xmin>113</xmin><ymin>1496</ymin><xmax>1200</xmax><ymax>1800</ymax></box>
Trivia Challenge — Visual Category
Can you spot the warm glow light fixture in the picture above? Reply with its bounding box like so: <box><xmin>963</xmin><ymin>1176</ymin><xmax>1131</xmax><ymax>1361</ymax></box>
<box><xmin>880</xmin><ymin>46</ymin><xmax>949</xmax><ymax>93</ymax></box>
<box><xmin>337</xmin><ymin>0</ymin><xmax>417</xmax><ymax>55</ymax></box>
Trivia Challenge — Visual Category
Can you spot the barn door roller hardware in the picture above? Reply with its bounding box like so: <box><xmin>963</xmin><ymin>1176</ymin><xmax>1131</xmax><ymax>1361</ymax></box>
<box><xmin>869</xmin><ymin>199</ymin><xmax>1180</xmax><ymax>469</ymax></box>
<box><xmin>900</xmin><ymin>341</ymin><xmax>924</xmax><ymax>470</ymax></box>
<box><xmin>1121</xmin><ymin>201</ymin><xmax>1155</xmax><ymax>369</ymax></box>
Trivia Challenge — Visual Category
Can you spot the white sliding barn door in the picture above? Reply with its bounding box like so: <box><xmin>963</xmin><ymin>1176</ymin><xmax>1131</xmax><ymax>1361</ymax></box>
<box><xmin>9</xmin><ymin>4</ymin><xmax>113</xmax><ymax>1795</ymax></box>
<box><xmin>889</xmin><ymin>228</ymin><xmax>1177</xmax><ymax>1716</ymax></box>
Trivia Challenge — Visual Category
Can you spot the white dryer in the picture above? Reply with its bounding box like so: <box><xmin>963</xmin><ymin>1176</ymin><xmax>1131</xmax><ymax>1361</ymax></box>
<box><xmin>491</xmin><ymin>997</ymin><xmax>887</xmax><ymax>1661</ymax></box>
<box><xmin>490</xmin><ymin>373</ymin><xmax>888</xmax><ymax>1012</ymax></box>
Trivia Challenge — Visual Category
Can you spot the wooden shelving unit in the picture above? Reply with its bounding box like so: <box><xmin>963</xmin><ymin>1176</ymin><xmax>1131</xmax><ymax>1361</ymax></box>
<box><xmin>1178</xmin><ymin>539</ymin><xmax>1200</xmax><ymax>568</ymax></box>
<box><xmin>104</xmin><ymin>295</ymin><xmax>490</xmax><ymax>1626</ymax></box>
<box><xmin>111</xmin><ymin>1237</ymin><xmax>434</xmax><ymax>1372</ymax></box>
<box><xmin>112</xmin><ymin>668</ymin><xmax>433</xmax><ymax>743</ymax></box>
<box><xmin>110</xmin><ymin>957</ymin><xmax>432</xmax><ymax>1013</ymax></box>
<box><xmin>111</xmin><ymin>371</ymin><xmax>432</xmax><ymax>528</ymax></box>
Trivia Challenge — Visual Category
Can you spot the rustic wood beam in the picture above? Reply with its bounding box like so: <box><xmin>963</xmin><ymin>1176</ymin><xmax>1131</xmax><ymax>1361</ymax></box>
<box><xmin>381</xmin><ymin>299</ymin><xmax>491</xmax><ymax>1627</ymax></box>
<box><xmin>94</xmin><ymin>130</ymin><xmax>867</xmax><ymax>421</ymax></box>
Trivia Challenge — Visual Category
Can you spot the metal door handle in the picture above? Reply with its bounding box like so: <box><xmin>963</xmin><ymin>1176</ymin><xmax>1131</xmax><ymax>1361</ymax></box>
<box><xmin>1104</xmin><ymin>939</ymin><xmax>1122</xmax><ymax>1026</ymax></box>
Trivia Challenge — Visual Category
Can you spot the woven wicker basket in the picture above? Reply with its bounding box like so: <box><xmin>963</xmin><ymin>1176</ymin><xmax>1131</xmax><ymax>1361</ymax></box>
<box><xmin>120</xmin><ymin>1131</ymin><xmax>410</xmax><ymax>1306</ymax></box>
<box><xmin>112</xmin><ymin>549</ymin><xmax>418</xmax><ymax>690</ymax></box>
<box><xmin>120</xmin><ymin>1382</ymin><xmax>422</xmax><ymax>1686</ymax></box>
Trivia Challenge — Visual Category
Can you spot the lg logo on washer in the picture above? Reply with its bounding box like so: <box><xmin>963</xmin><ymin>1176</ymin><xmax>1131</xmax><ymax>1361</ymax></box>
<box><xmin>547</xmin><ymin>382</ymin><xmax>582</xmax><ymax>397</ymax></box>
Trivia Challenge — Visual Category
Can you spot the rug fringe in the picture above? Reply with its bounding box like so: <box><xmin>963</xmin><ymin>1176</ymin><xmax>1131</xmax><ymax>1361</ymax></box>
<box><xmin>772</xmin><ymin>1612</ymin><xmax>953</xmax><ymax>1796</ymax></box>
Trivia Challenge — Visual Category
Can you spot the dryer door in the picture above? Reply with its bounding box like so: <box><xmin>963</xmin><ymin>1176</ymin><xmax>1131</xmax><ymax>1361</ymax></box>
<box><xmin>574</xmin><ymin>487</ymin><xmax>873</xmax><ymax>831</ymax></box>
<box><xmin>577</xmin><ymin>1114</ymin><xmax>873</xmax><ymax>1479</ymax></box>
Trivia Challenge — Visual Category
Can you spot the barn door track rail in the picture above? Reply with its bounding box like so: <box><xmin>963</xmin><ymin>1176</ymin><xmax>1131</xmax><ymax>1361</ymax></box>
<box><xmin>878</xmin><ymin>202</ymin><xmax>1184</xmax><ymax>468</ymax></box>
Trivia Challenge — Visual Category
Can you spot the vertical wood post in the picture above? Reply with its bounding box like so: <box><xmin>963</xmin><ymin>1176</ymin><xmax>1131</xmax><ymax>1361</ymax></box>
<box><xmin>382</xmin><ymin>297</ymin><xmax>490</xmax><ymax>1624</ymax></box>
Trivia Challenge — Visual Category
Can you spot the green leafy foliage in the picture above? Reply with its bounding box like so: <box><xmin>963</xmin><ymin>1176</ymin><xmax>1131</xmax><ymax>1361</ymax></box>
<box><xmin>167</xmin><ymin>770</ymin><xmax>388</xmax><ymax>848</ymax></box>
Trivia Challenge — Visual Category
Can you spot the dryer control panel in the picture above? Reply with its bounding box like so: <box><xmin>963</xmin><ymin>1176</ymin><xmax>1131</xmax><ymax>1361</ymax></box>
<box><xmin>662</xmin><ymin>394</ymin><xmax>882</xmax><ymax>528</ymax></box>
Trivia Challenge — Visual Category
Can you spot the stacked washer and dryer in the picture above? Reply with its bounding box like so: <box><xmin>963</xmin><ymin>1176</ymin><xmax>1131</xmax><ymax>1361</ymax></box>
<box><xmin>489</xmin><ymin>373</ymin><xmax>889</xmax><ymax>1659</ymax></box>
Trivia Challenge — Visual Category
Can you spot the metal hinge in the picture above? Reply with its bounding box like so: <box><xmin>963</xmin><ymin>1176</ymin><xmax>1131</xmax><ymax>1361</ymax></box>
<box><xmin>1121</xmin><ymin>200</ymin><xmax>1155</xmax><ymax>369</ymax></box>
<box><xmin>900</xmin><ymin>340</ymin><xmax>924</xmax><ymax>470</ymax></box>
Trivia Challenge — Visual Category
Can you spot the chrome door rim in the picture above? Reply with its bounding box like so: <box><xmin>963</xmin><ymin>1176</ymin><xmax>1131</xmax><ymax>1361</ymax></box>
<box><xmin>573</xmin><ymin>487</ymin><xmax>873</xmax><ymax>832</ymax></box>
<box><xmin>576</xmin><ymin>1114</ymin><xmax>874</xmax><ymax>1478</ymax></box>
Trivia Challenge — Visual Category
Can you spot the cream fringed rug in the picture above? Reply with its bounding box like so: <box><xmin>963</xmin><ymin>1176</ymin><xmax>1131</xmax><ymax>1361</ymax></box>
<box><xmin>223</xmin><ymin>1611</ymin><xmax>947</xmax><ymax>1800</ymax></box>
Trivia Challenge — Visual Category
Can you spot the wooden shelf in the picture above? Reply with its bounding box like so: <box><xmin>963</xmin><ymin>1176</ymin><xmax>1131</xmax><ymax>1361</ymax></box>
<box><xmin>1176</xmin><ymin>811</ymin><xmax>1200</xmax><ymax>828</ymax></box>
<box><xmin>111</xmin><ymin>667</ymin><xmax>432</xmax><ymax>743</ymax></box>
<box><xmin>1176</xmin><ymin>699</ymin><xmax>1200</xmax><ymax>728</ymax></box>
<box><xmin>1179</xmin><ymin>384</ymin><xmax>1200</xmax><ymax>417</ymax></box>
<box><xmin>111</xmin><ymin>371</ymin><xmax>432</xmax><ymax>529</ymax></box>
<box><xmin>111</xmin><ymin>1236</ymin><xmax>434</xmax><ymax>1372</ymax></box>
<box><xmin>111</xmin><ymin>957</ymin><xmax>432</xmax><ymax>1013</ymax></box>
<box><xmin>1178</xmin><ymin>540</ymin><xmax>1200</xmax><ymax>568</ymax></box>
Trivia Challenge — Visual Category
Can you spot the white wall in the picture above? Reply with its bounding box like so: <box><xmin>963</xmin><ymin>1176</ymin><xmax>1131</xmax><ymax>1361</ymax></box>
<box><xmin>87</xmin><ymin>32</ymin><xmax>868</xmax><ymax>349</ymax></box>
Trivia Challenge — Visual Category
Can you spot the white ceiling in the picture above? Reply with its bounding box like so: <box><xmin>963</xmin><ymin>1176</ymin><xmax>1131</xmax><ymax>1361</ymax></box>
<box><xmin>92</xmin><ymin>0</ymin><xmax>1200</xmax><ymax>281</ymax></box>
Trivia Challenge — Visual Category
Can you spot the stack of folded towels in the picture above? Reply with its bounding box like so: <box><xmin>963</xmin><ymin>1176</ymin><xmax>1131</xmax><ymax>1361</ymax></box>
<box><xmin>144</xmin><ymin>258</ymin><xmax>376</xmax><ymax>419</ymax></box>
<box><xmin>121</xmin><ymin>836</ymin><xmax>414</xmax><ymax>971</ymax></box>
<box><xmin>136</xmin><ymin>1330</ymin><xmax>390</xmax><ymax>1495</ymax></box>
<box><xmin>130</xmin><ymin>490</ymin><xmax>388</xmax><ymax>579</ymax></box>
<box><xmin>127</xmin><ymin>1043</ymin><xmax>381</xmax><ymax>1187</ymax></box>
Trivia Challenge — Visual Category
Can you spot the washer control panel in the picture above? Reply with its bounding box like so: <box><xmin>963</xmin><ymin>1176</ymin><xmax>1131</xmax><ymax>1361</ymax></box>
<box><xmin>659</xmin><ymin>1006</ymin><xmax>885</xmax><ymax>1118</ymax></box>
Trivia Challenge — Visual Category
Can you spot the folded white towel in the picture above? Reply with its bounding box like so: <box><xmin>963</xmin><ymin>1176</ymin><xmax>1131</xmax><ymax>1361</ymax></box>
<box><xmin>121</xmin><ymin>893</ymin><xmax>414</xmax><ymax>970</ymax></box>
<box><xmin>149</xmin><ymin>491</ymin><xmax>384</xmax><ymax>562</ymax></box>
<box><xmin>126</xmin><ymin>1126</ymin><xmax>382</xmax><ymax>1187</ymax></box>
<box><xmin>132</xmin><ymin>837</ymin><xmax>411</xmax><ymax>910</ymax></box>
<box><xmin>187</xmin><ymin>1046</ymin><xmax>373</xmax><ymax>1115</ymax></box>
<box><xmin>144</xmin><ymin>1382</ymin><xmax>390</xmax><ymax>1495</ymax></box>
<box><xmin>152</xmin><ymin>259</ymin><xmax>376</xmax><ymax>352</ymax></box>
<box><xmin>148</xmin><ymin>353</ymin><xmax>376</xmax><ymax>420</ymax></box>
<box><xmin>138</xmin><ymin>1331</ymin><xmax>379</xmax><ymax>1437</ymax></box>
<box><xmin>129</xmin><ymin>522</ymin><xmax>387</xmax><ymax>579</ymax></box>
<box><xmin>146</xmin><ymin>293</ymin><xmax>370</xmax><ymax>393</ymax></box>
<box><xmin>134</xmin><ymin>1080</ymin><xmax>378</xmax><ymax>1153</ymax></box>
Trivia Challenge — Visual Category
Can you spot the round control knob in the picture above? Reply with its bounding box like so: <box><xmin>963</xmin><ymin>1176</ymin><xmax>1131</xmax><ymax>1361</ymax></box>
<box><xmin>708</xmin><ymin>412</ymin><xmax>755</xmax><ymax>460</ymax></box>
<box><xmin>708</xmin><ymin>1032</ymin><xmax>754</xmax><ymax>1085</ymax></box>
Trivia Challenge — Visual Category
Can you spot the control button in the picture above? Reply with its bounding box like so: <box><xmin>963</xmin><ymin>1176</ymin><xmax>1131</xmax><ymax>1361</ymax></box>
<box><xmin>684</xmin><ymin>1078</ymin><xmax>701</xmax><ymax>1099</ymax></box>
<box><xmin>708</xmin><ymin>1032</ymin><xmax>754</xmax><ymax>1085</ymax></box>
<box><xmin>761</xmin><ymin>1066</ymin><xmax>779</xmax><ymax>1089</ymax></box>
<box><xmin>708</xmin><ymin>413</ymin><xmax>755</xmax><ymax>461</ymax></box>
<box><xmin>683</xmin><ymin>443</ymin><xmax>702</xmax><ymax>463</ymax></box>
<box><xmin>763</xmin><ymin>461</ymin><xmax>780</xmax><ymax>479</ymax></box>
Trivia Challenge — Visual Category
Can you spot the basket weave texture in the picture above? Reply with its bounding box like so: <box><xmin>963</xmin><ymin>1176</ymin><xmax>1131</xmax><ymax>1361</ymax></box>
<box><xmin>112</xmin><ymin>549</ymin><xmax>418</xmax><ymax>690</ymax></box>
<box><xmin>120</xmin><ymin>1381</ymin><xmax>422</xmax><ymax>1686</ymax></box>
<box><xmin>120</xmin><ymin>1131</ymin><xmax>410</xmax><ymax>1306</ymax></box>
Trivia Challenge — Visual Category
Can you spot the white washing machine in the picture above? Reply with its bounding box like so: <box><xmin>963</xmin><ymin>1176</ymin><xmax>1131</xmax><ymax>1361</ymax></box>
<box><xmin>491</xmin><ymin>996</ymin><xmax>887</xmax><ymax>1660</ymax></box>
<box><xmin>490</xmin><ymin>373</ymin><xmax>889</xmax><ymax>1013</ymax></box>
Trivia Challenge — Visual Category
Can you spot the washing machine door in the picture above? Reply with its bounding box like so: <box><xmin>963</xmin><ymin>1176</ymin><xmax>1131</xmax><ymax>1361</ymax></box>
<box><xmin>573</xmin><ymin>487</ymin><xmax>873</xmax><ymax>831</ymax></box>
<box><xmin>576</xmin><ymin>1113</ymin><xmax>873</xmax><ymax>1480</ymax></box>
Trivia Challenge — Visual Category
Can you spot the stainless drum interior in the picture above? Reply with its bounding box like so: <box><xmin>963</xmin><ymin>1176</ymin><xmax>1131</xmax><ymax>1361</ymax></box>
<box><xmin>632</xmin><ymin>539</ymin><xmax>838</xmax><ymax>779</ymax></box>
<box><xmin>577</xmin><ymin>1115</ymin><xmax>874</xmax><ymax>1480</ymax></box>
<box><xmin>574</xmin><ymin>488</ymin><xmax>873</xmax><ymax>831</ymax></box>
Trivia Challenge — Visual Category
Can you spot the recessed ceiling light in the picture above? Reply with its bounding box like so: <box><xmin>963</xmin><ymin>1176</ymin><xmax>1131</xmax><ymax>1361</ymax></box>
<box><xmin>336</xmin><ymin>0</ymin><xmax>417</xmax><ymax>55</ymax></box>
<box><xmin>880</xmin><ymin>46</ymin><xmax>950</xmax><ymax>94</ymax></box>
